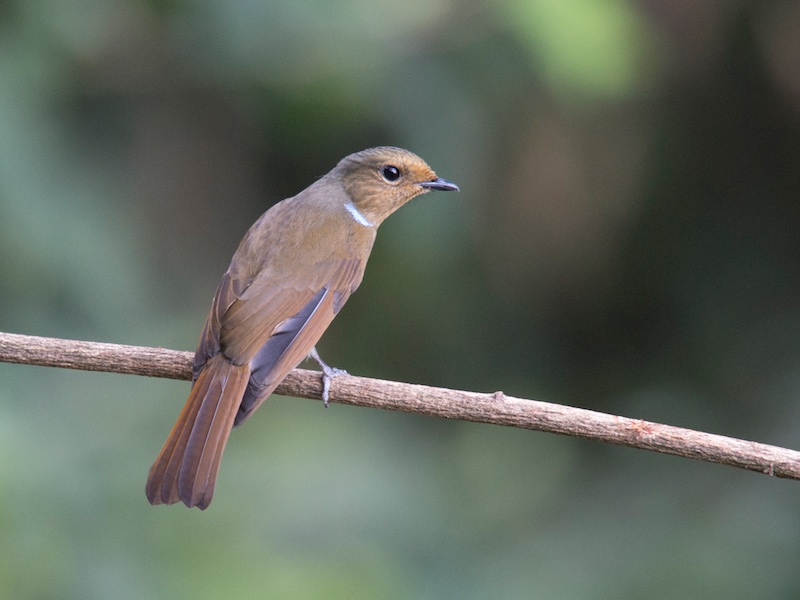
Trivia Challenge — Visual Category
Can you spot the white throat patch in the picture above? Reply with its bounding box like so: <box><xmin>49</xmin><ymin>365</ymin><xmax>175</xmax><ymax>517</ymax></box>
<box><xmin>344</xmin><ymin>201</ymin><xmax>373</xmax><ymax>227</ymax></box>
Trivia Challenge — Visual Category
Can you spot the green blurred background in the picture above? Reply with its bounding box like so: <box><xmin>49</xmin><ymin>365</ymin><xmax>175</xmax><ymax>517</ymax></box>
<box><xmin>2</xmin><ymin>1</ymin><xmax>800</xmax><ymax>598</ymax></box>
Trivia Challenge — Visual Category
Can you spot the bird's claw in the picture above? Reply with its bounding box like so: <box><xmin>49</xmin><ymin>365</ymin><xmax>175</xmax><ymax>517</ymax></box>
<box><xmin>320</xmin><ymin>366</ymin><xmax>347</xmax><ymax>407</ymax></box>
<box><xmin>308</xmin><ymin>347</ymin><xmax>347</xmax><ymax>407</ymax></box>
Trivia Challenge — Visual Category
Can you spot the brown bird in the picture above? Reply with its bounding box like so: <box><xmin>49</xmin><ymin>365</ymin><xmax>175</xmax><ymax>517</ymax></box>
<box><xmin>145</xmin><ymin>146</ymin><xmax>458</xmax><ymax>509</ymax></box>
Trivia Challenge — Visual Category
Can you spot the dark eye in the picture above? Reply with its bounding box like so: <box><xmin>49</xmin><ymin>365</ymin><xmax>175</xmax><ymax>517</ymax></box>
<box><xmin>382</xmin><ymin>165</ymin><xmax>401</xmax><ymax>182</ymax></box>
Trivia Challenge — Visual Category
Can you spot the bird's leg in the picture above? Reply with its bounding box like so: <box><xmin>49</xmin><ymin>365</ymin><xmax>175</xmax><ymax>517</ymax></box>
<box><xmin>308</xmin><ymin>347</ymin><xmax>347</xmax><ymax>407</ymax></box>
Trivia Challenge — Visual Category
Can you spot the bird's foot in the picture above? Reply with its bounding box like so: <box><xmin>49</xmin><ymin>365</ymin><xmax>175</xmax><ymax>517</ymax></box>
<box><xmin>308</xmin><ymin>347</ymin><xmax>347</xmax><ymax>407</ymax></box>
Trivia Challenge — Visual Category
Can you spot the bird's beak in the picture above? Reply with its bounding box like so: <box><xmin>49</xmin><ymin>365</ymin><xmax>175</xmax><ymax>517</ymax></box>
<box><xmin>420</xmin><ymin>178</ymin><xmax>460</xmax><ymax>192</ymax></box>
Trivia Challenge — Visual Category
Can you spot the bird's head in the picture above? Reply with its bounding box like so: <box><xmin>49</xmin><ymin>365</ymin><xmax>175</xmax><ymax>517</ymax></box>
<box><xmin>336</xmin><ymin>146</ymin><xmax>458</xmax><ymax>227</ymax></box>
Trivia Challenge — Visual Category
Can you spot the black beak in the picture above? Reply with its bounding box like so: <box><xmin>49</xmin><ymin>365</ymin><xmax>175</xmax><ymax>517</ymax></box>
<box><xmin>420</xmin><ymin>178</ymin><xmax>460</xmax><ymax>192</ymax></box>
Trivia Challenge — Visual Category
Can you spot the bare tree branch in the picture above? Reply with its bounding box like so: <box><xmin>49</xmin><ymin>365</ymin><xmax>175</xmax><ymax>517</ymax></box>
<box><xmin>1</xmin><ymin>330</ymin><xmax>798</xmax><ymax>480</ymax></box>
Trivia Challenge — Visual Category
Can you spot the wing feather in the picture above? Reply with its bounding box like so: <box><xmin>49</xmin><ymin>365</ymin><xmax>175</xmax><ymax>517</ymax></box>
<box><xmin>232</xmin><ymin>258</ymin><xmax>363</xmax><ymax>425</ymax></box>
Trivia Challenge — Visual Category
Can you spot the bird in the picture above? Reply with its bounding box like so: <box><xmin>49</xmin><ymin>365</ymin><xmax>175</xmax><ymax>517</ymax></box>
<box><xmin>145</xmin><ymin>146</ymin><xmax>459</xmax><ymax>509</ymax></box>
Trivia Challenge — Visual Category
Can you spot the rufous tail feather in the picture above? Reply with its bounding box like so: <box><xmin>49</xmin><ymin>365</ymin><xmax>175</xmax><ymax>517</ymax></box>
<box><xmin>145</xmin><ymin>354</ymin><xmax>250</xmax><ymax>509</ymax></box>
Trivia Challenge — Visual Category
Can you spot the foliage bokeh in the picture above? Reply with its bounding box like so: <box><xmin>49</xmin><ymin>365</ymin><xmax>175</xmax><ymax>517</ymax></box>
<box><xmin>1</xmin><ymin>1</ymin><xmax>800</xmax><ymax>598</ymax></box>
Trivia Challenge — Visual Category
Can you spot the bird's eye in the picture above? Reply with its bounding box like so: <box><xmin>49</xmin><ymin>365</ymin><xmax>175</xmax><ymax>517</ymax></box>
<box><xmin>381</xmin><ymin>165</ymin><xmax>401</xmax><ymax>182</ymax></box>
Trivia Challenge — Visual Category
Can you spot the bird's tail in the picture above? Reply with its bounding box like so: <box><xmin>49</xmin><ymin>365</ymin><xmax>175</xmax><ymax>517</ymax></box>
<box><xmin>145</xmin><ymin>354</ymin><xmax>250</xmax><ymax>509</ymax></box>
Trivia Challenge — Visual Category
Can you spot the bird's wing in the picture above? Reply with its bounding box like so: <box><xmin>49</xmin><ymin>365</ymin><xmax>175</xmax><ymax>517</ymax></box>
<box><xmin>195</xmin><ymin>256</ymin><xmax>364</xmax><ymax>426</ymax></box>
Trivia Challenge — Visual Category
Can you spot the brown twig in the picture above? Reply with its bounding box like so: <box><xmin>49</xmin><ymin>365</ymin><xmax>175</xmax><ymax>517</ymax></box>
<box><xmin>1</xmin><ymin>330</ymin><xmax>799</xmax><ymax>480</ymax></box>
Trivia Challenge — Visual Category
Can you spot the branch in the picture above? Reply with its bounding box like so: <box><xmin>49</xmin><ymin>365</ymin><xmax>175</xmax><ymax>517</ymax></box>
<box><xmin>1</xmin><ymin>331</ymin><xmax>798</xmax><ymax>480</ymax></box>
